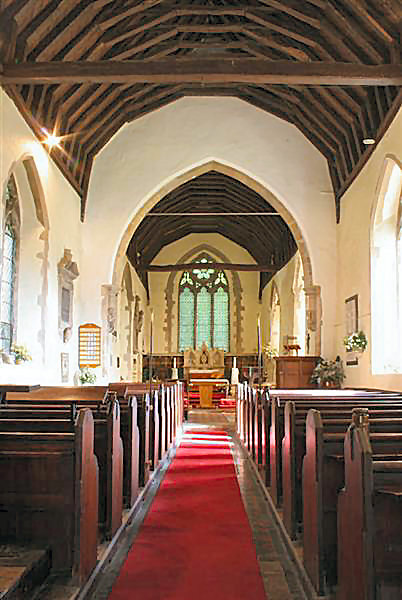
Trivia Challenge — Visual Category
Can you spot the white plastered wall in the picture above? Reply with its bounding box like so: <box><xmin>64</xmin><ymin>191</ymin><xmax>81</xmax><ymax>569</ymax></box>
<box><xmin>81</xmin><ymin>97</ymin><xmax>337</xmax><ymax>372</ymax></box>
<box><xmin>1</xmin><ymin>92</ymin><xmax>339</xmax><ymax>383</ymax></box>
<box><xmin>337</xmin><ymin>106</ymin><xmax>402</xmax><ymax>391</ymax></box>
<box><xmin>0</xmin><ymin>89</ymin><xmax>83</xmax><ymax>383</ymax></box>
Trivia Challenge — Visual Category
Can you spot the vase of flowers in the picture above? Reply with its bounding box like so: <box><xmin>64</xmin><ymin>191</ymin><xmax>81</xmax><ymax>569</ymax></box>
<box><xmin>343</xmin><ymin>330</ymin><xmax>368</xmax><ymax>353</ymax></box>
<box><xmin>12</xmin><ymin>344</ymin><xmax>32</xmax><ymax>364</ymax></box>
<box><xmin>311</xmin><ymin>357</ymin><xmax>345</xmax><ymax>388</ymax></box>
<box><xmin>79</xmin><ymin>366</ymin><xmax>97</xmax><ymax>385</ymax></box>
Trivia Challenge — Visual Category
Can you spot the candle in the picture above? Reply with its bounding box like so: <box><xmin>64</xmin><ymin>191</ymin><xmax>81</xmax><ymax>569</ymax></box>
<box><xmin>233</xmin><ymin>356</ymin><xmax>236</xmax><ymax>368</ymax></box>
<box><xmin>173</xmin><ymin>357</ymin><xmax>177</xmax><ymax>368</ymax></box>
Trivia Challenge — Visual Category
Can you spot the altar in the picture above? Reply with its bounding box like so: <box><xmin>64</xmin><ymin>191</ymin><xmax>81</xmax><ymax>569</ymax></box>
<box><xmin>184</xmin><ymin>343</ymin><xmax>228</xmax><ymax>408</ymax></box>
<box><xmin>189</xmin><ymin>370</ymin><xmax>229</xmax><ymax>408</ymax></box>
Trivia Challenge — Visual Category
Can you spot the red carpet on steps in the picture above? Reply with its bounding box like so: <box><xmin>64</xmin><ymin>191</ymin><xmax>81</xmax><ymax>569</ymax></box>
<box><xmin>108</xmin><ymin>428</ymin><xmax>267</xmax><ymax>600</ymax></box>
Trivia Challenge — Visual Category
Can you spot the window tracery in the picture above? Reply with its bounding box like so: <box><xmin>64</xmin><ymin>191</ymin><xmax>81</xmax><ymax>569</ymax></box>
<box><xmin>178</xmin><ymin>255</ymin><xmax>229</xmax><ymax>351</ymax></box>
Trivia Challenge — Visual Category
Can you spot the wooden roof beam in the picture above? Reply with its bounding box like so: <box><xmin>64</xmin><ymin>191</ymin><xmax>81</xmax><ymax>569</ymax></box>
<box><xmin>140</xmin><ymin>262</ymin><xmax>276</xmax><ymax>273</ymax></box>
<box><xmin>2</xmin><ymin>59</ymin><xmax>401</xmax><ymax>85</ymax></box>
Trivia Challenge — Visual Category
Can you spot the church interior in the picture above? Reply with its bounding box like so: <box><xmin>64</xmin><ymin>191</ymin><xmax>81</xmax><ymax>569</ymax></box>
<box><xmin>0</xmin><ymin>1</ymin><xmax>401</xmax><ymax>598</ymax></box>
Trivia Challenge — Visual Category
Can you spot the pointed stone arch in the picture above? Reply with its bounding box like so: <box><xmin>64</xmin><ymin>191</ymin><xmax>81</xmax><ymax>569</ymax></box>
<box><xmin>112</xmin><ymin>160</ymin><xmax>321</xmax><ymax>354</ymax></box>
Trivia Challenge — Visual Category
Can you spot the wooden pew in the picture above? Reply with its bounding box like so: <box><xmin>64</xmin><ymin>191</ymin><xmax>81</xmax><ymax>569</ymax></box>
<box><xmin>302</xmin><ymin>409</ymin><xmax>402</xmax><ymax>596</ymax></box>
<box><xmin>4</xmin><ymin>392</ymin><xmax>124</xmax><ymax>541</ymax></box>
<box><xmin>110</xmin><ymin>384</ymin><xmax>153</xmax><ymax>487</ymax></box>
<box><xmin>337</xmin><ymin>419</ymin><xmax>402</xmax><ymax>600</ymax></box>
<box><xmin>8</xmin><ymin>385</ymin><xmax>108</xmax><ymax>403</ymax></box>
<box><xmin>0</xmin><ymin>409</ymin><xmax>99</xmax><ymax>585</ymax></box>
<box><xmin>282</xmin><ymin>400</ymin><xmax>402</xmax><ymax>539</ymax></box>
<box><xmin>270</xmin><ymin>391</ymin><xmax>402</xmax><ymax>507</ymax></box>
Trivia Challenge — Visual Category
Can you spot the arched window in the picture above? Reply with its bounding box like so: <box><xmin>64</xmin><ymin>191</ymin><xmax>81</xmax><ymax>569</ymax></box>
<box><xmin>1</xmin><ymin>175</ymin><xmax>20</xmax><ymax>354</ymax></box>
<box><xmin>178</xmin><ymin>256</ymin><xmax>229</xmax><ymax>351</ymax></box>
<box><xmin>371</xmin><ymin>160</ymin><xmax>402</xmax><ymax>374</ymax></box>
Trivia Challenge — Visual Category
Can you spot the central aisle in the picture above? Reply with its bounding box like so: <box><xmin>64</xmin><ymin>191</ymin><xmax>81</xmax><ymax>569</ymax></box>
<box><xmin>108</xmin><ymin>425</ymin><xmax>267</xmax><ymax>600</ymax></box>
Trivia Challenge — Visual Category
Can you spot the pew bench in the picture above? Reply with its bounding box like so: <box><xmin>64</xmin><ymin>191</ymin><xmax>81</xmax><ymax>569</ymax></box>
<box><xmin>1</xmin><ymin>396</ymin><xmax>123</xmax><ymax>541</ymax></box>
<box><xmin>303</xmin><ymin>409</ymin><xmax>402</xmax><ymax>596</ymax></box>
<box><xmin>0</xmin><ymin>409</ymin><xmax>98</xmax><ymax>585</ymax></box>
<box><xmin>283</xmin><ymin>401</ymin><xmax>402</xmax><ymax>540</ymax></box>
<box><xmin>337</xmin><ymin>423</ymin><xmax>402</xmax><ymax>600</ymax></box>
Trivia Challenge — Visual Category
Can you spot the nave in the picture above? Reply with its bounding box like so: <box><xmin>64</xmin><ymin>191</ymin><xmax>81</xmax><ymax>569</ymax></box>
<box><xmin>88</xmin><ymin>409</ymin><xmax>303</xmax><ymax>600</ymax></box>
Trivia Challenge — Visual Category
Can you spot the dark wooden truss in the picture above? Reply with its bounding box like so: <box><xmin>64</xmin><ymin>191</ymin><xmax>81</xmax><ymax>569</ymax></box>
<box><xmin>0</xmin><ymin>0</ymin><xmax>401</xmax><ymax>223</ymax></box>
<box><xmin>127</xmin><ymin>170</ymin><xmax>298</xmax><ymax>297</ymax></box>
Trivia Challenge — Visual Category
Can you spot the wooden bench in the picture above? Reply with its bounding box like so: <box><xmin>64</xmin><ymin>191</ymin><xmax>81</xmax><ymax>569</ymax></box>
<box><xmin>109</xmin><ymin>384</ymin><xmax>152</xmax><ymax>488</ymax></box>
<box><xmin>3</xmin><ymin>392</ymin><xmax>124</xmax><ymax>540</ymax></box>
<box><xmin>0</xmin><ymin>408</ymin><xmax>98</xmax><ymax>585</ymax></box>
<box><xmin>269</xmin><ymin>392</ymin><xmax>402</xmax><ymax>506</ymax></box>
<box><xmin>302</xmin><ymin>409</ymin><xmax>402</xmax><ymax>595</ymax></box>
<box><xmin>337</xmin><ymin>419</ymin><xmax>402</xmax><ymax>600</ymax></box>
<box><xmin>282</xmin><ymin>400</ymin><xmax>402</xmax><ymax>540</ymax></box>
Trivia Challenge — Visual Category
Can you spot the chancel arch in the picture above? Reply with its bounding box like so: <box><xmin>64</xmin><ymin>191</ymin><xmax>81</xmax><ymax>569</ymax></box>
<box><xmin>112</xmin><ymin>160</ymin><xmax>321</xmax><ymax>355</ymax></box>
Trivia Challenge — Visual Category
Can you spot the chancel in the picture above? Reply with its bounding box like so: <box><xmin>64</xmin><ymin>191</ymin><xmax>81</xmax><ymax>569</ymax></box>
<box><xmin>185</xmin><ymin>342</ymin><xmax>229</xmax><ymax>408</ymax></box>
<box><xmin>0</xmin><ymin>1</ymin><xmax>402</xmax><ymax>599</ymax></box>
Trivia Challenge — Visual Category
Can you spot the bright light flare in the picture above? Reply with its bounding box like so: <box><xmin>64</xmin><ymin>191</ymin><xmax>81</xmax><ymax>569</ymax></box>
<box><xmin>42</xmin><ymin>128</ymin><xmax>62</xmax><ymax>149</ymax></box>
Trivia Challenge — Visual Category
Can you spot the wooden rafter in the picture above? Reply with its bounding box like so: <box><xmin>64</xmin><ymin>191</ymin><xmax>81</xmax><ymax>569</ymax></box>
<box><xmin>0</xmin><ymin>0</ymin><xmax>400</xmax><ymax>223</ymax></box>
<box><xmin>1</xmin><ymin>59</ymin><xmax>401</xmax><ymax>86</ymax></box>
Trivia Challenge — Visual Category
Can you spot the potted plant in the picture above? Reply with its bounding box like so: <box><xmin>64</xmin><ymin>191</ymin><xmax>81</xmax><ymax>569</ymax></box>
<box><xmin>79</xmin><ymin>366</ymin><xmax>97</xmax><ymax>385</ymax></box>
<box><xmin>343</xmin><ymin>330</ymin><xmax>368</xmax><ymax>353</ymax></box>
<box><xmin>311</xmin><ymin>356</ymin><xmax>345</xmax><ymax>388</ymax></box>
<box><xmin>11</xmin><ymin>344</ymin><xmax>32</xmax><ymax>364</ymax></box>
<box><xmin>263</xmin><ymin>344</ymin><xmax>278</xmax><ymax>383</ymax></box>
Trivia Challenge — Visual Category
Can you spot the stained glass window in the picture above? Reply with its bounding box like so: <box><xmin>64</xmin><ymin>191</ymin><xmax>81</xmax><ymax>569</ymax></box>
<box><xmin>0</xmin><ymin>177</ymin><xmax>18</xmax><ymax>353</ymax></box>
<box><xmin>179</xmin><ymin>287</ymin><xmax>195</xmax><ymax>350</ymax></box>
<box><xmin>213</xmin><ymin>287</ymin><xmax>229</xmax><ymax>350</ymax></box>
<box><xmin>196</xmin><ymin>286</ymin><xmax>212</xmax><ymax>347</ymax></box>
<box><xmin>178</xmin><ymin>254</ymin><xmax>229</xmax><ymax>351</ymax></box>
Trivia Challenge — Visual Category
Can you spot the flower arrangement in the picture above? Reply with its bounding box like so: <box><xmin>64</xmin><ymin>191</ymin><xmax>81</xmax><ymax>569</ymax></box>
<box><xmin>79</xmin><ymin>366</ymin><xmax>97</xmax><ymax>385</ymax></box>
<box><xmin>311</xmin><ymin>357</ymin><xmax>345</xmax><ymax>388</ymax></box>
<box><xmin>263</xmin><ymin>344</ymin><xmax>279</xmax><ymax>360</ymax></box>
<box><xmin>343</xmin><ymin>330</ymin><xmax>368</xmax><ymax>352</ymax></box>
<box><xmin>12</xmin><ymin>344</ymin><xmax>32</xmax><ymax>363</ymax></box>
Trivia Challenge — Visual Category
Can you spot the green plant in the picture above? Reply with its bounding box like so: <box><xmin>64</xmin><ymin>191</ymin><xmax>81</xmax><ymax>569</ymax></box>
<box><xmin>11</xmin><ymin>344</ymin><xmax>32</xmax><ymax>362</ymax></box>
<box><xmin>343</xmin><ymin>330</ymin><xmax>368</xmax><ymax>352</ymax></box>
<box><xmin>79</xmin><ymin>367</ymin><xmax>96</xmax><ymax>385</ymax></box>
<box><xmin>311</xmin><ymin>357</ymin><xmax>345</xmax><ymax>387</ymax></box>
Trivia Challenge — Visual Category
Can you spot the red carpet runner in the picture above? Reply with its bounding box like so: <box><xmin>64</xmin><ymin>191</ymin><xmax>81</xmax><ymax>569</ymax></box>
<box><xmin>109</xmin><ymin>428</ymin><xmax>267</xmax><ymax>599</ymax></box>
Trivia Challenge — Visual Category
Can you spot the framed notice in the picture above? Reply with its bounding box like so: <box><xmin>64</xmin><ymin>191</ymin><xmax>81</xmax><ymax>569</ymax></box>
<box><xmin>79</xmin><ymin>323</ymin><xmax>101</xmax><ymax>368</ymax></box>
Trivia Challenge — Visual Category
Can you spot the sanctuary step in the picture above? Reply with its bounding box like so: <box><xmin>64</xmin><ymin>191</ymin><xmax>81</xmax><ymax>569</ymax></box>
<box><xmin>0</xmin><ymin>544</ymin><xmax>51</xmax><ymax>600</ymax></box>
